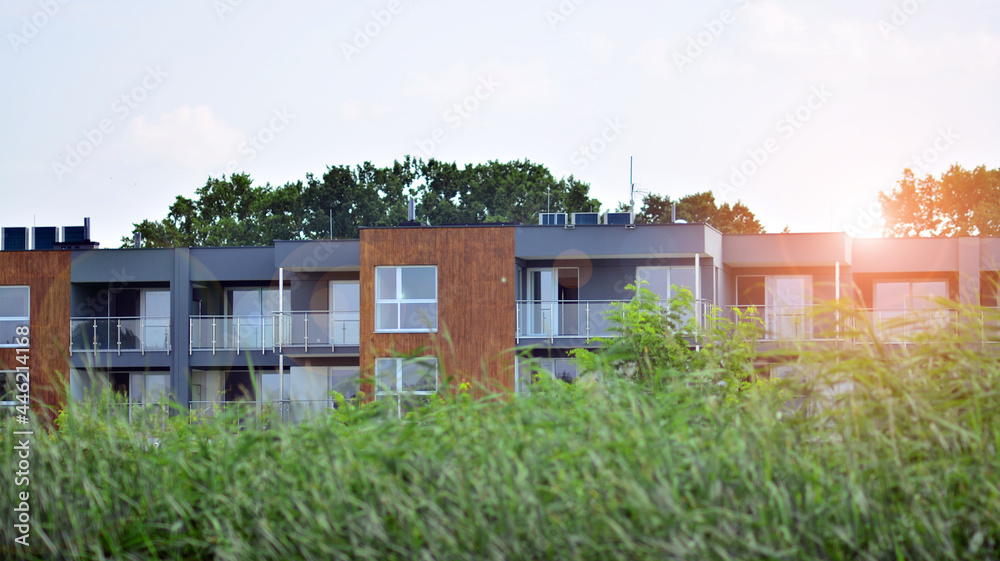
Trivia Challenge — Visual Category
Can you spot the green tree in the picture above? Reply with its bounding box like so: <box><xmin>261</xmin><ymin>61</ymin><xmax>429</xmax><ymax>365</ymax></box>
<box><xmin>123</xmin><ymin>174</ymin><xmax>304</xmax><ymax>248</ymax></box>
<box><xmin>880</xmin><ymin>164</ymin><xmax>1000</xmax><ymax>237</ymax></box>
<box><xmin>635</xmin><ymin>191</ymin><xmax>765</xmax><ymax>233</ymax></box>
<box><xmin>124</xmin><ymin>157</ymin><xmax>604</xmax><ymax>247</ymax></box>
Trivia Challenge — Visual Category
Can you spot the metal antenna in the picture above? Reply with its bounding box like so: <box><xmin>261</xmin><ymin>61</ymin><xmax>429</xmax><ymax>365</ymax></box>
<box><xmin>629</xmin><ymin>157</ymin><xmax>635</xmax><ymax>214</ymax></box>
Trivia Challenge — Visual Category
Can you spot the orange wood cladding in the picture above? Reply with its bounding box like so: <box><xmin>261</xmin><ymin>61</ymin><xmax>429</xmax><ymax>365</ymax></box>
<box><xmin>359</xmin><ymin>227</ymin><xmax>515</xmax><ymax>397</ymax></box>
<box><xmin>0</xmin><ymin>251</ymin><xmax>71</xmax><ymax>422</ymax></box>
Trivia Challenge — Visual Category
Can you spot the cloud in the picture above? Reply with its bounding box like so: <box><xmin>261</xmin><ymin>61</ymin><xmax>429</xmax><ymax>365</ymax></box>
<box><xmin>127</xmin><ymin>105</ymin><xmax>244</xmax><ymax>171</ymax></box>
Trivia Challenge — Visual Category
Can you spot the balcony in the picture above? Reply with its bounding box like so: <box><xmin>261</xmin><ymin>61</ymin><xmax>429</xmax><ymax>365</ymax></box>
<box><xmin>189</xmin><ymin>400</ymin><xmax>338</xmax><ymax>425</ymax></box>
<box><xmin>515</xmin><ymin>299</ymin><xmax>713</xmax><ymax>342</ymax></box>
<box><xmin>70</xmin><ymin>317</ymin><xmax>171</xmax><ymax>354</ymax></box>
<box><xmin>721</xmin><ymin>305</ymin><xmax>828</xmax><ymax>341</ymax></box>
<box><xmin>717</xmin><ymin>306</ymin><xmax>964</xmax><ymax>343</ymax></box>
<box><xmin>189</xmin><ymin>312</ymin><xmax>359</xmax><ymax>353</ymax></box>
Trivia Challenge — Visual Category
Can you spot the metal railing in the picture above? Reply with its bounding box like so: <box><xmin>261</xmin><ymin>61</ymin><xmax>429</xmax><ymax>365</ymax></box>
<box><xmin>189</xmin><ymin>315</ymin><xmax>284</xmax><ymax>353</ymax></box>
<box><xmin>275</xmin><ymin>311</ymin><xmax>360</xmax><ymax>351</ymax></box>
<box><xmin>855</xmin><ymin>308</ymin><xmax>959</xmax><ymax>343</ymax></box>
<box><xmin>515</xmin><ymin>299</ymin><xmax>713</xmax><ymax>342</ymax></box>
<box><xmin>718</xmin><ymin>305</ymin><xmax>827</xmax><ymax>341</ymax></box>
<box><xmin>70</xmin><ymin>316</ymin><xmax>171</xmax><ymax>354</ymax></box>
<box><xmin>189</xmin><ymin>312</ymin><xmax>359</xmax><ymax>353</ymax></box>
<box><xmin>714</xmin><ymin>306</ymin><xmax>962</xmax><ymax>343</ymax></box>
<box><xmin>188</xmin><ymin>400</ymin><xmax>345</xmax><ymax>424</ymax></box>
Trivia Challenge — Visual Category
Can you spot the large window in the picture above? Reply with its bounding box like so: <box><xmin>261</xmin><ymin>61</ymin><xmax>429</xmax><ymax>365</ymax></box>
<box><xmin>375</xmin><ymin>357</ymin><xmax>438</xmax><ymax>417</ymax></box>
<box><xmin>874</xmin><ymin>279</ymin><xmax>949</xmax><ymax>340</ymax></box>
<box><xmin>227</xmin><ymin>287</ymin><xmax>290</xmax><ymax>349</ymax></box>
<box><xmin>375</xmin><ymin>266</ymin><xmax>438</xmax><ymax>332</ymax></box>
<box><xmin>0</xmin><ymin>286</ymin><xmax>29</xmax><ymax>348</ymax></box>
<box><xmin>635</xmin><ymin>267</ymin><xmax>696</xmax><ymax>300</ymax></box>
<box><xmin>516</xmin><ymin>357</ymin><xmax>580</xmax><ymax>393</ymax></box>
<box><xmin>736</xmin><ymin>275</ymin><xmax>812</xmax><ymax>340</ymax></box>
<box><xmin>330</xmin><ymin>281</ymin><xmax>360</xmax><ymax>345</ymax></box>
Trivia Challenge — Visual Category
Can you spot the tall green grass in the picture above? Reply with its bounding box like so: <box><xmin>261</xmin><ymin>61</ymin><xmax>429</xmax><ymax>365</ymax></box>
<box><xmin>2</xmin><ymin>306</ymin><xmax>999</xmax><ymax>560</ymax></box>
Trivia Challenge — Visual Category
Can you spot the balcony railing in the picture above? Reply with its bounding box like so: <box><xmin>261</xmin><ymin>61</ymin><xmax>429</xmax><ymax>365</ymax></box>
<box><xmin>189</xmin><ymin>315</ymin><xmax>282</xmax><ymax>353</ymax></box>
<box><xmin>720</xmin><ymin>305</ymin><xmax>827</xmax><ymax>341</ymax></box>
<box><xmin>189</xmin><ymin>312</ymin><xmax>360</xmax><ymax>353</ymax></box>
<box><xmin>70</xmin><ymin>317</ymin><xmax>171</xmax><ymax>354</ymax></box>
<box><xmin>275</xmin><ymin>311</ymin><xmax>360</xmax><ymax>351</ymax></box>
<box><xmin>715</xmin><ymin>306</ymin><xmax>963</xmax><ymax>343</ymax></box>
<box><xmin>856</xmin><ymin>308</ymin><xmax>959</xmax><ymax>343</ymax></box>
<box><xmin>189</xmin><ymin>400</ymin><xmax>344</xmax><ymax>425</ymax></box>
<box><xmin>515</xmin><ymin>299</ymin><xmax>712</xmax><ymax>342</ymax></box>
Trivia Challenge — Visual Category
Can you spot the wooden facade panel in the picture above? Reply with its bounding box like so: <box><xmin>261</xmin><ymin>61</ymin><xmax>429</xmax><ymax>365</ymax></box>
<box><xmin>0</xmin><ymin>251</ymin><xmax>72</xmax><ymax>421</ymax></box>
<box><xmin>360</xmin><ymin>227</ymin><xmax>515</xmax><ymax>397</ymax></box>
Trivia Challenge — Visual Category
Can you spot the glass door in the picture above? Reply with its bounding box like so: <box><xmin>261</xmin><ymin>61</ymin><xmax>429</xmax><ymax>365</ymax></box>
<box><xmin>526</xmin><ymin>268</ymin><xmax>579</xmax><ymax>337</ymax></box>
<box><xmin>766</xmin><ymin>276</ymin><xmax>810</xmax><ymax>339</ymax></box>
<box><xmin>142</xmin><ymin>290</ymin><xmax>170</xmax><ymax>351</ymax></box>
<box><xmin>330</xmin><ymin>282</ymin><xmax>360</xmax><ymax>345</ymax></box>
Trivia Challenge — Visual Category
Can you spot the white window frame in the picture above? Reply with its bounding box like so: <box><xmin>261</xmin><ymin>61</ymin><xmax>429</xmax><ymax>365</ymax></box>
<box><xmin>0</xmin><ymin>286</ymin><xmax>29</xmax><ymax>349</ymax></box>
<box><xmin>374</xmin><ymin>357</ymin><xmax>438</xmax><ymax>417</ymax></box>
<box><xmin>375</xmin><ymin>266</ymin><xmax>438</xmax><ymax>333</ymax></box>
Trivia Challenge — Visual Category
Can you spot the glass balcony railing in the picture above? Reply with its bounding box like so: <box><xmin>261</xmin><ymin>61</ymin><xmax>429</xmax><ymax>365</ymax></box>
<box><xmin>70</xmin><ymin>317</ymin><xmax>171</xmax><ymax>354</ymax></box>
<box><xmin>189</xmin><ymin>312</ymin><xmax>360</xmax><ymax>353</ymax></box>
<box><xmin>857</xmin><ymin>308</ymin><xmax>959</xmax><ymax>343</ymax></box>
<box><xmin>276</xmin><ymin>311</ymin><xmax>360</xmax><ymax>350</ymax></box>
<box><xmin>715</xmin><ymin>306</ymin><xmax>962</xmax><ymax>343</ymax></box>
<box><xmin>189</xmin><ymin>315</ymin><xmax>282</xmax><ymax>353</ymax></box>
<box><xmin>515</xmin><ymin>299</ymin><xmax>712</xmax><ymax>341</ymax></box>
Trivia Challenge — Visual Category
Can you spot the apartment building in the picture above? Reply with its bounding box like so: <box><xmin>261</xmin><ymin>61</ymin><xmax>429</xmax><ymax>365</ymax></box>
<box><xmin>3</xmin><ymin>215</ymin><xmax>999</xmax><ymax>420</ymax></box>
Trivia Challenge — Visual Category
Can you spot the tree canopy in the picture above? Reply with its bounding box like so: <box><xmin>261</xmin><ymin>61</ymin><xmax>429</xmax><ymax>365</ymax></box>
<box><xmin>123</xmin><ymin>158</ymin><xmax>602</xmax><ymax>247</ymax></box>
<box><xmin>879</xmin><ymin>164</ymin><xmax>1000</xmax><ymax>237</ymax></box>
<box><xmin>630</xmin><ymin>191</ymin><xmax>765</xmax><ymax>234</ymax></box>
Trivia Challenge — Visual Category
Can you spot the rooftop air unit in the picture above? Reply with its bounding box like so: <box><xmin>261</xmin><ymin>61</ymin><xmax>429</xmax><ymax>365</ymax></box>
<box><xmin>571</xmin><ymin>212</ymin><xmax>600</xmax><ymax>225</ymax></box>
<box><xmin>603</xmin><ymin>212</ymin><xmax>634</xmax><ymax>225</ymax></box>
<box><xmin>32</xmin><ymin>227</ymin><xmax>59</xmax><ymax>250</ymax></box>
<box><xmin>2</xmin><ymin>228</ymin><xmax>28</xmax><ymax>251</ymax></box>
<box><xmin>63</xmin><ymin>225</ymin><xmax>87</xmax><ymax>243</ymax></box>
<box><xmin>538</xmin><ymin>213</ymin><xmax>567</xmax><ymax>226</ymax></box>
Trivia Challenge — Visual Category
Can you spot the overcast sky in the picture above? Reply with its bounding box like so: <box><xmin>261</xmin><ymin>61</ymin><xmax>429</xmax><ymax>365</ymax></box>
<box><xmin>2</xmin><ymin>0</ymin><xmax>998</xmax><ymax>246</ymax></box>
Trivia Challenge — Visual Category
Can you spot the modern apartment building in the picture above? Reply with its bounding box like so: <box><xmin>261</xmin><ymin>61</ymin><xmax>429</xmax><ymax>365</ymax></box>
<box><xmin>3</xmin><ymin>215</ymin><xmax>999</xmax><ymax>420</ymax></box>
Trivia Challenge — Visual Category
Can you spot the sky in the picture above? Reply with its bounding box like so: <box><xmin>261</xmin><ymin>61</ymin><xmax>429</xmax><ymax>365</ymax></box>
<box><xmin>2</xmin><ymin>0</ymin><xmax>998</xmax><ymax>247</ymax></box>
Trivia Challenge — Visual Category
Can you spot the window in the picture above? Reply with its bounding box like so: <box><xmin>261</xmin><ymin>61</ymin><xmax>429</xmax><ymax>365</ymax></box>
<box><xmin>736</xmin><ymin>275</ymin><xmax>812</xmax><ymax>340</ymax></box>
<box><xmin>874</xmin><ymin>279</ymin><xmax>949</xmax><ymax>340</ymax></box>
<box><xmin>1</xmin><ymin>371</ymin><xmax>20</xmax><ymax>413</ymax></box>
<box><xmin>375</xmin><ymin>357</ymin><xmax>438</xmax><ymax>417</ymax></box>
<box><xmin>516</xmin><ymin>357</ymin><xmax>580</xmax><ymax>392</ymax></box>
<box><xmin>635</xmin><ymin>267</ymin><xmax>695</xmax><ymax>300</ymax></box>
<box><xmin>227</xmin><ymin>287</ymin><xmax>290</xmax><ymax>349</ymax></box>
<box><xmin>330</xmin><ymin>281</ymin><xmax>360</xmax><ymax>345</ymax></box>
<box><xmin>0</xmin><ymin>286</ymin><xmax>29</xmax><ymax>348</ymax></box>
<box><xmin>375</xmin><ymin>266</ymin><xmax>438</xmax><ymax>332</ymax></box>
